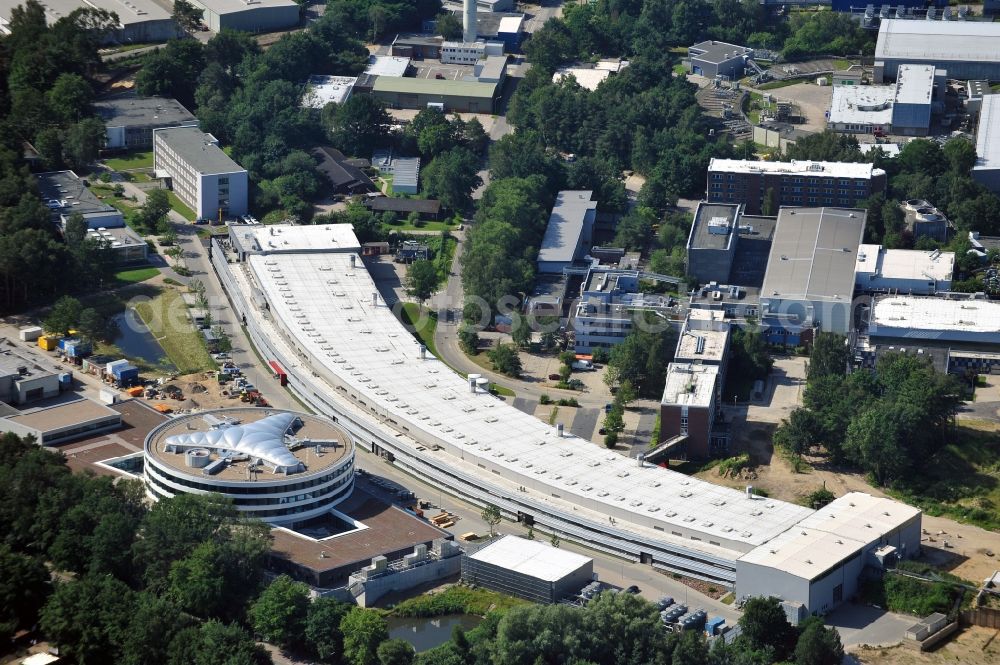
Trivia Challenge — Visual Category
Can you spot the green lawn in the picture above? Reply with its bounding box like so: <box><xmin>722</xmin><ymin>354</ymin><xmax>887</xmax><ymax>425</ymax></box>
<box><xmin>832</xmin><ymin>59</ymin><xmax>853</xmax><ymax>71</ymax></box>
<box><xmin>388</xmin><ymin>586</ymin><xmax>526</xmax><ymax>618</ymax></box>
<box><xmin>757</xmin><ymin>78</ymin><xmax>804</xmax><ymax>91</ymax></box>
<box><xmin>133</xmin><ymin>287</ymin><xmax>215</xmax><ymax>374</ymax></box>
<box><xmin>383</xmin><ymin>219</ymin><xmax>457</xmax><ymax>233</ymax></box>
<box><xmin>672</xmin><ymin>64</ymin><xmax>687</xmax><ymax>76</ymax></box>
<box><xmin>104</xmin><ymin>151</ymin><xmax>154</xmax><ymax>171</ymax></box>
<box><xmin>399</xmin><ymin>303</ymin><xmax>438</xmax><ymax>358</ymax></box>
<box><xmin>165</xmin><ymin>191</ymin><xmax>196</xmax><ymax>221</ymax></box>
<box><xmin>114</xmin><ymin>266</ymin><xmax>160</xmax><ymax>284</ymax></box>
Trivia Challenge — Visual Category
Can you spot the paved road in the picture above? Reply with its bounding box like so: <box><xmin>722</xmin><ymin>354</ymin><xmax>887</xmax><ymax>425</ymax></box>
<box><xmin>958</xmin><ymin>400</ymin><xmax>1000</xmax><ymax>421</ymax></box>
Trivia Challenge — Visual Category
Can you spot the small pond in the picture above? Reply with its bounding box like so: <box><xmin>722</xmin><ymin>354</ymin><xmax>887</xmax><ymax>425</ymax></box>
<box><xmin>111</xmin><ymin>308</ymin><xmax>175</xmax><ymax>370</ymax></box>
<box><xmin>386</xmin><ymin>614</ymin><xmax>482</xmax><ymax>653</ymax></box>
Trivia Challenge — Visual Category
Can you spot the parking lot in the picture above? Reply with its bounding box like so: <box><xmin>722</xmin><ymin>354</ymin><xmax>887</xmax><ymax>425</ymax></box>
<box><xmin>410</xmin><ymin>60</ymin><xmax>473</xmax><ymax>81</ymax></box>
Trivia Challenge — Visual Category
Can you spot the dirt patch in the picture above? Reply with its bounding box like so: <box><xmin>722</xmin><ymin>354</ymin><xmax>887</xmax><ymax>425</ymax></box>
<box><xmin>852</xmin><ymin>626</ymin><xmax>1000</xmax><ymax>665</ymax></box>
<box><xmin>656</xmin><ymin>569</ymin><xmax>729</xmax><ymax>601</ymax></box>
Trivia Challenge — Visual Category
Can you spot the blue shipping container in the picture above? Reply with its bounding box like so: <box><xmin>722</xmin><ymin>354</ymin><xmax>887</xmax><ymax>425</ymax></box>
<box><xmin>113</xmin><ymin>364</ymin><xmax>139</xmax><ymax>385</ymax></box>
<box><xmin>705</xmin><ymin>617</ymin><xmax>725</xmax><ymax>636</ymax></box>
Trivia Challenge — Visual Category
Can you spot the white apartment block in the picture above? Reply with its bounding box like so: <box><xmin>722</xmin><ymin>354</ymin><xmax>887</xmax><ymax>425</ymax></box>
<box><xmin>153</xmin><ymin>127</ymin><xmax>248</xmax><ymax>221</ymax></box>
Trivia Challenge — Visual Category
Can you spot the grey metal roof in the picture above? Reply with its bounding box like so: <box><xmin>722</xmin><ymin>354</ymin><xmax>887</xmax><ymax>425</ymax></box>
<box><xmin>761</xmin><ymin>207</ymin><xmax>866</xmax><ymax>302</ymax></box>
<box><xmin>538</xmin><ymin>191</ymin><xmax>597</xmax><ymax>264</ymax></box>
<box><xmin>392</xmin><ymin>157</ymin><xmax>420</xmax><ymax>189</ymax></box>
<box><xmin>689</xmin><ymin>202</ymin><xmax>741</xmax><ymax>251</ymax></box>
<box><xmin>153</xmin><ymin>127</ymin><xmax>246</xmax><ymax>176</ymax></box>
<box><xmin>94</xmin><ymin>95</ymin><xmax>196</xmax><ymax>130</ymax></box>
<box><xmin>689</xmin><ymin>40</ymin><xmax>751</xmax><ymax>65</ymax></box>
<box><xmin>876</xmin><ymin>19</ymin><xmax>1000</xmax><ymax>63</ymax></box>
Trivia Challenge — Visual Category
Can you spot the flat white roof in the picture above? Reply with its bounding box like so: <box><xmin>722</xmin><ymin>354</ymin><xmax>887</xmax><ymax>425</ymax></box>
<box><xmin>301</xmin><ymin>75</ymin><xmax>356</xmax><ymax>109</ymax></box>
<box><xmin>469</xmin><ymin>535</ymin><xmax>592</xmax><ymax>581</ymax></box>
<box><xmin>676</xmin><ymin>330</ymin><xmax>728</xmax><ymax>363</ymax></box>
<box><xmin>241</xmin><ymin>225</ymin><xmax>814</xmax><ymax>554</ymax></box>
<box><xmin>708</xmin><ymin>159</ymin><xmax>883</xmax><ymax>180</ymax></box>
<box><xmin>738</xmin><ymin>492</ymin><xmax>921</xmax><ymax>580</ymax></box>
<box><xmin>871</xmin><ymin>294</ymin><xmax>1000</xmax><ymax>335</ymax></box>
<box><xmin>795</xmin><ymin>492</ymin><xmax>921</xmax><ymax>545</ymax></box>
<box><xmin>975</xmin><ymin>95</ymin><xmax>1000</xmax><ymax>172</ymax></box>
<box><xmin>738</xmin><ymin>526</ymin><xmax>866</xmax><ymax>581</ymax></box>
<box><xmin>538</xmin><ymin>191</ymin><xmax>597</xmax><ymax>264</ymax></box>
<box><xmin>661</xmin><ymin>363</ymin><xmax>718</xmax><ymax>408</ymax></box>
<box><xmin>828</xmin><ymin>86</ymin><xmax>894</xmax><ymax>126</ymax></box>
<box><xmin>365</xmin><ymin>55</ymin><xmax>410</xmax><ymax>77</ymax></box>
<box><xmin>856</xmin><ymin>244</ymin><xmax>954</xmax><ymax>283</ymax></box>
<box><xmin>0</xmin><ymin>0</ymin><xmax>83</xmax><ymax>27</ymax></box>
<box><xmin>89</xmin><ymin>0</ymin><xmax>172</xmax><ymax>25</ymax></box>
<box><xmin>894</xmin><ymin>64</ymin><xmax>935</xmax><ymax>106</ymax></box>
<box><xmin>876</xmin><ymin>19</ymin><xmax>1000</xmax><ymax>64</ymax></box>
<box><xmin>552</xmin><ymin>67</ymin><xmax>610</xmax><ymax>92</ymax></box>
<box><xmin>239</xmin><ymin>223</ymin><xmax>361</xmax><ymax>254</ymax></box>
<box><xmin>498</xmin><ymin>15</ymin><xmax>523</xmax><ymax>33</ymax></box>
<box><xmin>192</xmin><ymin>0</ymin><xmax>298</xmax><ymax>15</ymax></box>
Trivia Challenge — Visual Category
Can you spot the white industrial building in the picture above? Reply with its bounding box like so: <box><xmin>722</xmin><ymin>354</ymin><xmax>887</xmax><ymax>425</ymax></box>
<box><xmin>827</xmin><ymin>64</ymin><xmax>937</xmax><ymax>136</ymax></box>
<box><xmin>973</xmin><ymin>95</ymin><xmax>1000</xmax><ymax>195</ymax></box>
<box><xmin>0</xmin><ymin>0</ymin><xmax>178</xmax><ymax>42</ymax></box>
<box><xmin>188</xmin><ymin>0</ymin><xmax>300</xmax><ymax>33</ymax></box>
<box><xmin>210</xmin><ymin>223</ymin><xmax>923</xmax><ymax>589</ymax></box>
<box><xmin>0</xmin><ymin>399</ymin><xmax>123</xmax><ymax>446</ymax></box>
<box><xmin>537</xmin><ymin>191</ymin><xmax>597</xmax><ymax>274</ymax></box>
<box><xmin>759</xmin><ymin>207</ymin><xmax>866</xmax><ymax>337</ymax></box>
<box><xmin>300</xmin><ymin>75</ymin><xmax>357</xmax><ymax>109</ymax></box>
<box><xmin>94</xmin><ymin>95</ymin><xmax>197</xmax><ymax>149</ymax></box>
<box><xmin>153</xmin><ymin>127</ymin><xmax>248</xmax><ymax>221</ymax></box>
<box><xmin>461</xmin><ymin>536</ymin><xmax>594</xmax><ymax>603</ymax></box>
<box><xmin>827</xmin><ymin>85</ymin><xmax>894</xmax><ymax>135</ymax></box>
<box><xmin>869</xmin><ymin>295</ymin><xmax>1000</xmax><ymax>345</ymax></box>
<box><xmin>442</xmin><ymin>41</ymin><xmax>484</xmax><ymax>64</ymax></box>
<box><xmin>365</xmin><ymin>55</ymin><xmax>410</xmax><ymax>77</ymax></box>
<box><xmin>891</xmin><ymin>64</ymin><xmax>938</xmax><ymax>136</ymax></box>
<box><xmin>874</xmin><ymin>19</ymin><xmax>1000</xmax><ymax>83</ymax></box>
<box><xmin>854</xmin><ymin>245</ymin><xmax>954</xmax><ymax>295</ymax></box>
<box><xmin>736</xmin><ymin>493</ymin><xmax>921</xmax><ymax>617</ymax></box>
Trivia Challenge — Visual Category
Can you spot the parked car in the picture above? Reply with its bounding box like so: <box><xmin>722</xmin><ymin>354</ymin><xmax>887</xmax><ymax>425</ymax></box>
<box><xmin>435</xmin><ymin>73</ymin><xmax>446</xmax><ymax>79</ymax></box>
<box><xmin>571</xmin><ymin>360</ymin><xmax>593</xmax><ymax>371</ymax></box>
<box><xmin>548</xmin><ymin>373</ymin><xmax>561</xmax><ymax>381</ymax></box>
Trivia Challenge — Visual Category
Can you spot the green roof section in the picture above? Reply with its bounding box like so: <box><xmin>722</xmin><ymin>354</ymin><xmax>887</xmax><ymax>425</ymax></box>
<box><xmin>372</xmin><ymin>77</ymin><xmax>498</xmax><ymax>99</ymax></box>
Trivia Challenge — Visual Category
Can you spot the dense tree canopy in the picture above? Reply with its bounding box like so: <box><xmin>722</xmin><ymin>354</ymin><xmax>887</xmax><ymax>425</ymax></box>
<box><xmin>776</xmin><ymin>346</ymin><xmax>962</xmax><ymax>486</ymax></box>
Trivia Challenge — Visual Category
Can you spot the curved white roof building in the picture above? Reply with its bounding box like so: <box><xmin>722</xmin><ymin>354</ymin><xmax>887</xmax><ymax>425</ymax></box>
<box><xmin>211</xmin><ymin>224</ymin><xmax>917</xmax><ymax>586</ymax></box>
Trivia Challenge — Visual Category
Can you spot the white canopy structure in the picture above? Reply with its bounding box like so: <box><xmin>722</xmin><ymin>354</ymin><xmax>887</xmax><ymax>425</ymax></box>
<box><xmin>164</xmin><ymin>412</ymin><xmax>305</xmax><ymax>474</ymax></box>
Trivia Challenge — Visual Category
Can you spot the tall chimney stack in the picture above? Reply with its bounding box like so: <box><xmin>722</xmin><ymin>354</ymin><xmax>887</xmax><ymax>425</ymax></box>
<box><xmin>463</xmin><ymin>0</ymin><xmax>477</xmax><ymax>43</ymax></box>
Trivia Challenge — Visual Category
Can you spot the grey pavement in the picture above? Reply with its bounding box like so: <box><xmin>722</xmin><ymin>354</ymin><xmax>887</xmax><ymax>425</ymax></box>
<box><xmin>824</xmin><ymin>603</ymin><xmax>912</xmax><ymax>648</ymax></box>
<box><xmin>570</xmin><ymin>407</ymin><xmax>600</xmax><ymax>439</ymax></box>
<box><xmin>958</xmin><ymin>400</ymin><xmax>1000</xmax><ymax>421</ymax></box>
<box><xmin>512</xmin><ymin>397</ymin><xmax>537</xmax><ymax>415</ymax></box>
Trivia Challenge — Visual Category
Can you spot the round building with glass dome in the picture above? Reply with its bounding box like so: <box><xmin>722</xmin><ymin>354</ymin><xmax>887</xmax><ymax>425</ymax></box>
<box><xmin>143</xmin><ymin>408</ymin><xmax>355</xmax><ymax>523</ymax></box>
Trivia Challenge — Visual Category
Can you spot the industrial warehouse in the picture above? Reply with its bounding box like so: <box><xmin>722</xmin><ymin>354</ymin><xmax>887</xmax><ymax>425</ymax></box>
<box><xmin>210</xmin><ymin>223</ymin><xmax>922</xmax><ymax>612</ymax></box>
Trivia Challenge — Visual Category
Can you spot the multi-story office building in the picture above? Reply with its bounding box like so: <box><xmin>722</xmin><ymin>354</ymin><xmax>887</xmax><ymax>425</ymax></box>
<box><xmin>153</xmin><ymin>127</ymin><xmax>248</xmax><ymax>221</ymax></box>
<box><xmin>706</xmin><ymin>159</ymin><xmax>886</xmax><ymax>215</ymax></box>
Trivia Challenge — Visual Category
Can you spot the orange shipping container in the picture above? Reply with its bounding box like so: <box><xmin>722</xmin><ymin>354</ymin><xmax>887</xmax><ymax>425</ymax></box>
<box><xmin>153</xmin><ymin>404</ymin><xmax>173</xmax><ymax>414</ymax></box>
<box><xmin>126</xmin><ymin>386</ymin><xmax>144</xmax><ymax>397</ymax></box>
